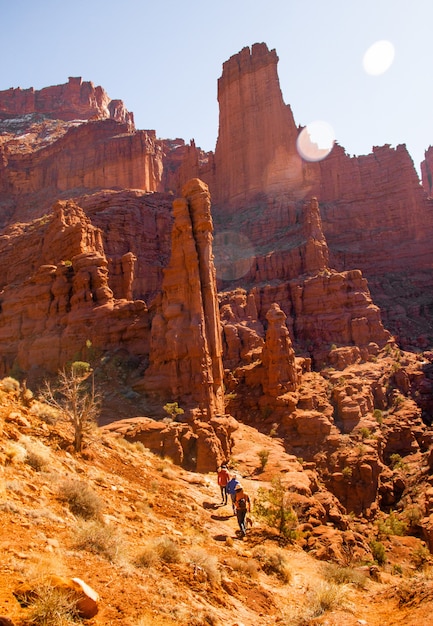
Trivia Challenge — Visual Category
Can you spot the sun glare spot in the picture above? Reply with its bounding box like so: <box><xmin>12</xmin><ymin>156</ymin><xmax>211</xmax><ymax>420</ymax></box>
<box><xmin>363</xmin><ymin>40</ymin><xmax>395</xmax><ymax>76</ymax></box>
<box><xmin>213</xmin><ymin>231</ymin><xmax>255</xmax><ymax>281</ymax></box>
<box><xmin>296</xmin><ymin>120</ymin><xmax>335</xmax><ymax>162</ymax></box>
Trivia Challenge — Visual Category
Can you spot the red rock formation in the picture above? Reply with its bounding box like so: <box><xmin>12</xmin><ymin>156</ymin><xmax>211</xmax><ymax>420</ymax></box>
<box><xmin>212</xmin><ymin>43</ymin><xmax>308</xmax><ymax>209</ymax></box>
<box><xmin>0</xmin><ymin>76</ymin><xmax>133</xmax><ymax>125</ymax></box>
<box><xmin>261</xmin><ymin>303</ymin><xmax>299</xmax><ymax>396</ymax></box>
<box><xmin>0</xmin><ymin>194</ymin><xmax>179</xmax><ymax>377</ymax></box>
<box><xmin>141</xmin><ymin>179</ymin><xmax>225</xmax><ymax>417</ymax></box>
<box><xmin>0</xmin><ymin>120</ymin><xmax>163</xmax><ymax>205</ymax></box>
<box><xmin>201</xmin><ymin>43</ymin><xmax>433</xmax><ymax>351</ymax></box>
<box><xmin>101</xmin><ymin>413</ymin><xmax>238</xmax><ymax>473</ymax></box>
<box><xmin>421</xmin><ymin>146</ymin><xmax>433</xmax><ymax>197</ymax></box>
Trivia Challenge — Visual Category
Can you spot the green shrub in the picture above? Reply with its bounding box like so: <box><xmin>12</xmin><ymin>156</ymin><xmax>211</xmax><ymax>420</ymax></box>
<box><xmin>253</xmin><ymin>476</ymin><xmax>299</xmax><ymax>539</ymax></box>
<box><xmin>163</xmin><ymin>402</ymin><xmax>184</xmax><ymax>421</ymax></box>
<box><xmin>373</xmin><ymin>409</ymin><xmax>383</xmax><ymax>425</ymax></box>
<box><xmin>377</xmin><ymin>512</ymin><xmax>407</xmax><ymax>537</ymax></box>
<box><xmin>412</xmin><ymin>544</ymin><xmax>430</xmax><ymax>568</ymax></box>
<box><xmin>359</xmin><ymin>427</ymin><xmax>372</xmax><ymax>439</ymax></box>
<box><xmin>342</xmin><ymin>466</ymin><xmax>352</xmax><ymax>479</ymax></box>
<box><xmin>370</xmin><ymin>539</ymin><xmax>386</xmax><ymax>565</ymax></box>
<box><xmin>389</xmin><ymin>453</ymin><xmax>406</xmax><ymax>470</ymax></box>
<box><xmin>257</xmin><ymin>449</ymin><xmax>270</xmax><ymax>471</ymax></box>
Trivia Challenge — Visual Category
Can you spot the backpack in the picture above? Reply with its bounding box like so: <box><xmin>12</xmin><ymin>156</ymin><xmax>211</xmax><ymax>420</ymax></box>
<box><xmin>237</xmin><ymin>497</ymin><xmax>247</xmax><ymax>511</ymax></box>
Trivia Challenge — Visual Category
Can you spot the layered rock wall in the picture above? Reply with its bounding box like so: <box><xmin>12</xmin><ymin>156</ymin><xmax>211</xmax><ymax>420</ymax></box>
<box><xmin>0</xmin><ymin>120</ymin><xmax>163</xmax><ymax>200</ymax></box>
<box><xmin>0</xmin><ymin>76</ymin><xmax>133</xmax><ymax>124</ymax></box>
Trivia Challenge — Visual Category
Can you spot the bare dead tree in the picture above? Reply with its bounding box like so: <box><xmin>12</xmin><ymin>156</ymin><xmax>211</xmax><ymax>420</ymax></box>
<box><xmin>41</xmin><ymin>362</ymin><xmax>100</xmax><ymax>453</ymax></box>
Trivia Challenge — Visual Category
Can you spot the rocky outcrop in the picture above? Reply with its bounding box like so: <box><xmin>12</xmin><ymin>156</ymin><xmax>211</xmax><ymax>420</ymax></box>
<box><xmin>14</xmin><ymin>575</ymin><xmax>99</xmax><ymax>619</ymax></box>
<box><xmin>101</xmin><ymin>413</ymin><xmax>238</xmax><ymax>473</ymax></box>
<box><xmin>0</xmin><ymin>193</ymin><xmax>178</xmax><ymax>379</ymax></box>
<box><xmin>261</xmin><ymin>303</ymin><xmax>299</xmax><ymax>396</ymax></box>
<box><xmin>0</xmin><ymin>76</ymin><xmax>133</xmax><ymax>124</ymax></box>
<box><xmin>141</xmin><ymin>179</ymin><xmax>225</xmax><ymax>417</ymax></box>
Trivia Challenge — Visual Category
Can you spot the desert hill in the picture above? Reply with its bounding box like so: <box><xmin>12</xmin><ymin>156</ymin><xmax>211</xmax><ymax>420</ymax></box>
<box><xmin>1</xmin><ymin>377</ymin><xmax>433</xmax><ymax>626</ymax></box>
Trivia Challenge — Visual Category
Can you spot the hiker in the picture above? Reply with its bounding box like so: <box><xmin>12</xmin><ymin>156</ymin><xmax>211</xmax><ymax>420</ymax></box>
<box><xmin>217</xmin><ymin>464</ymin><xmax>230</xmax><ymax>504</ymax></box>
<box><xmin>234</xmin><ymin>484</ymin><xmax>251</xmax><ymax>537</ymax></box>
<box><xmin>226</xmin><ymin>474</ymin><xmax>240</xmax><ymax>514</ymax></box>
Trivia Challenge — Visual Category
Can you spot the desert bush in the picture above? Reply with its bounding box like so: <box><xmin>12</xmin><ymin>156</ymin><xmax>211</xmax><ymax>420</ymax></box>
<box><xmin>254</xmin><ymin>476</ymin><xmax>299</xmax><ymax>539</ymax></box>
<box><xmin>4</xmin><ymin>441</ymin><xmax>27</xmax><ymax>464</ymax></box>
<box><xmin>73</xmin><ymin>520</ymin><xmax>125</xmax><ymax>563</ymax></box>
<box><xmin>0</xmin><ymin>376</ymin><xmax>20</xmax><ymax>394</ymax></box>
<box><xmin>257</xmin><ymin>448</ymin><xmax>270</xmax><ymax>471</ymax></box>
<box><xmin>322</xmin><ymin>562</ymin><xmax>367</xmax><ymax>588</ymax></box>
<box><xmin>412</xmin><ymin>544</ymin><xmax>431</xmax><ymax>568</ymax></box>
<box><xmin>135</xmin><ymin>543</ymin><xmax>159</xmax><ymax>568</ymax></box>
<box><xmin>370</xmin><ymin>539</ymin><xmax>386</xmax><ymax>565</ymax></box>
<box><xmin>59</xmin><ymin>479</ymin><xmax>103</xmax><ymax>520</ymax></box>
<box><xmin>24</xmin><ymin>583</ymin><xmax>80</xmax><ymax>626</ymax></box>
<box><xmin>188</xmin><ymin>547</ymin><xmax>220</xmax><ymax>585</ymax></box>
<box><xmin>156</xmin><ymin>537</ymin><xmax>183</xmax><ymax>564</ymax></box>
<box><xmin>225</xmin><ymin>556</ymin><xmax>258</xmax><ymax>578</ymax></box>
<box><xmin>308</xmin><ymin>581</ymin><xmax>350</xmax><ymax>616</ymax></box>
<box><xmin>252</xmin><ymin>546</ymin><xmax>292</xmax><ymax>583</ymax></box>
<box><xmin>377</xmin><ymin>512</ymin><xmax>407</xmax><ymax>537</ymax></box>
<box><xmin>21</xmin><ymin>437</ymin><xmax>51</xmax><ymax>472</ymax></box>
<box><xmin>404</xmin><ymin>505</ymin><xmax>423</xmax><ymax>528</ymax></box>
<box><xmin>25</xmin><ymin>449</ymin><xmax>49</xmax><ymax>472</ymax></box>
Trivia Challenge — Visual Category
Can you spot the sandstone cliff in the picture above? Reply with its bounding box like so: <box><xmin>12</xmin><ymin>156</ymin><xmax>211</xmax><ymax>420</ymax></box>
<box><xmin>0</xmin><ymin>76</ymin><xmax>133</xmax><ymax>124</ymax></box>
<box><xmin>197</xmin><ymin>43</ymin><xmax>433</xmax><ymax>351</ymax></box>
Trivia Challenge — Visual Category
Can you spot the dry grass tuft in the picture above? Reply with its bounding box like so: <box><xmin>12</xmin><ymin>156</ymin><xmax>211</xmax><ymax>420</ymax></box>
<box><xmin>322</xmin><ymin>562</ymin><xmax>367</xmax><ymax>588</ymax></box>
<box><xmin>156</xmin><ymin>537</ymin><xmax>183</xmax><ymax>564</ymax></box>
<box><xmin>252</xmin><ymin>545</ymin><xmax>292</xmax><ymax>583</ymax></box>
<box><xmin>59</xmin><ymin>478</ymin><xmax>104</xmax><ymax>520</ymax></box>
<box><xmin>308</xmin><ymin>580</ymin><xmax>351</xmax><ymax>617</ymax></box>
<box><xmin>225</xmin><ymin>556</ymin><xmax>258</xmax><ymax>578</ymax></box>
<box><xmin>29</xmin><ymin>400</ymin><xmax>60</xmax><ymax>425</ymax></box>
<box><xmin>187</xmin><ymin>547</ymin><xmax>221</xmax><ymax>585</ymax></box>
<box><xmin>24</xmin><ymin>583</ymin><xmax>80</xmax><ymax>626</ymax></box>
<box><xmin>72</xmin><ymin>520</ymin><xmax>126</xmax><ymax>563</ymax></box>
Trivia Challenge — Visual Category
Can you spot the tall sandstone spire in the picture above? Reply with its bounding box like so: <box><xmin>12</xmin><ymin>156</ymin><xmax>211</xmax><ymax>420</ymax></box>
<box><xmin>142</xmin><ymin>179</ymin><xmax>225</xmax><ymax>417</ymax></box>
<box><xmin>213</xmin><ymin>43</ymin><xmax>306</xmax><ymax>208</ymax></box>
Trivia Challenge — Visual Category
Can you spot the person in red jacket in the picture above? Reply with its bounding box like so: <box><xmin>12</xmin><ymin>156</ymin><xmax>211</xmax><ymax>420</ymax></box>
<box><xmin>217</xmin><ymin>465</ymin><xmax>230</xmax><ymax>504</ymax></box>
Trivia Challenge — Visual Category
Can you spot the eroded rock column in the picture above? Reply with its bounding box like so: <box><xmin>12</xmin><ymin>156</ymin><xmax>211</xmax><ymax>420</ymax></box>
<box><xmin>143</xmin><ymin>178</ymin><xmax>225</xmax><ymax>418</ymax></box>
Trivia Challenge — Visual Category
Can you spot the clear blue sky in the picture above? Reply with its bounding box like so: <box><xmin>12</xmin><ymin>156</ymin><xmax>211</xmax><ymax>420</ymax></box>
<box><xmin>2</xmin><ymin>0</ymin><xmax>432</xmax><ymax>173</ymax></box>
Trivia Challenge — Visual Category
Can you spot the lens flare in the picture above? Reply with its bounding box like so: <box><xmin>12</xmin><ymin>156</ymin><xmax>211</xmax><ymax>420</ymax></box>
<box><xmin>296</xmin><ymin>120</ymin><xmax>335</xmax><ymax>162</ymax></box>
<box><xmin>213</xmin><ymin>230</ymin><xmax>255</xmax><ymax>281</ymax></box>
<box><xmin>363</xmin><ymin>40</ymin><xmax>395</xmax><ymax>76</ymax></box>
